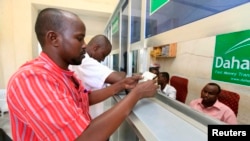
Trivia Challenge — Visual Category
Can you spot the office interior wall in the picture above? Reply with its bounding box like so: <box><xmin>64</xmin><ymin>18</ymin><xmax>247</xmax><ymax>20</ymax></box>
<box><xmin>148</xmin><ymin>4</ymin><xmax>250</xmax><ymax>124</ymax></box>
<box><xmin>106</xmin><ymin>1</ymin><xmax>250</xmax><ymax>123</ymax></box>
<box><xmin>0</xmin><ymin>0</ymin><xmax>32</xmax><ymax>89</ymax></box>
<box><xmin>0</xmin><ymin>0</ymin><xmax>12</xmax><ymax>88</ymax></box>
<box><xmin>0</xmin><ymin>0</ymin><xmax>118</xmax><ymax>88</ymax></box>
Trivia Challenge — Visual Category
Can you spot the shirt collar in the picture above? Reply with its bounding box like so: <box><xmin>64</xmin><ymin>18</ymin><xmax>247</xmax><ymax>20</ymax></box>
<box><xmin>197</xmin><ymin>98</ymin><xmax>221</xmax><ymax>109</ymax></box>
<box><xmin>40</xmin><ymin>52</ymin><xmax>74</xmax><ymax>76</ymax></box>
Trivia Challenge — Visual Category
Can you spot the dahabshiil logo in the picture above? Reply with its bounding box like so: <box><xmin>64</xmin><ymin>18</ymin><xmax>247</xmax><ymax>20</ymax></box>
<box><xmin>225</xmin><ymin>37</ymin><xmax>250</xmax><ymax>54</ymax></box>
<box><xmin>215</xmin><ymin>37</ymin><xmax>250</xmax><ymax>70</ymax></box>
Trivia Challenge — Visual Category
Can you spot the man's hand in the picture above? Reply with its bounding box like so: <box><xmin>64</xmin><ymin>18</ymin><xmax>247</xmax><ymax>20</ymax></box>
<box><xmin>131</xmin><ymin>80</ymin><xmax>158</xmax><ymax>99</ymax></box>
<box><xmin>122</xmin><ymin>75</ymin><xmax>142</xmax><ymax>90</ymax></box>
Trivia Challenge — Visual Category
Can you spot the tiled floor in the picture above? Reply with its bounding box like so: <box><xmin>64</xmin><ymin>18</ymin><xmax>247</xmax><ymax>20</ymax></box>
<box><xmin>0</xmin><ymin>112</ymin><xmax>12</xmax><ymax>139</ymax></box>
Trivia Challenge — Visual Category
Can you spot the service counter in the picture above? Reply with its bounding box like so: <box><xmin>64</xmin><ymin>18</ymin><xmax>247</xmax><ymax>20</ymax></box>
<box><xmin>109</xmin><ymin>91</ymin><xmax>224</xmax><ymax>141</ymax></box>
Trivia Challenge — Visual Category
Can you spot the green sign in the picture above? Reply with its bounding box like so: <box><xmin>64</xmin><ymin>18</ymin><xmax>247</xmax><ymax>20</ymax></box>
<box><xmin>112</xmin><ymin>16</ymin><xmax>119</xmax><ymax>34</ymax></box>
<box><xmin>150</xmin><ymin>0</ymin><xmax>170</xmax><ymax>15</ymax></box>
<box><xmin>212</xmin><ymin>30</ymin><xmax>250</xmax><ymax>86</ymax></box>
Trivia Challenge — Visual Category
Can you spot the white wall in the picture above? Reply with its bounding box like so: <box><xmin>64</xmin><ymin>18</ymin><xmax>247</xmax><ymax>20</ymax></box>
<box><xmin>0</xmin><ymin>0</ymin><xmax>118</xmax><ymax>88</ymax></box>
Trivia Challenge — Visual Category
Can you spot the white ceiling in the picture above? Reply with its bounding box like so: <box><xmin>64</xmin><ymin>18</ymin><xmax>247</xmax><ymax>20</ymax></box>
<box><xmin>33</xmin><ymin>0</ymin><xmax>119</xmax><ymax>40</ymax></box>
<box><xmin>78</xmin><ymin>11</ymin><xmax>111</xmax><ymax>38</ymax></box>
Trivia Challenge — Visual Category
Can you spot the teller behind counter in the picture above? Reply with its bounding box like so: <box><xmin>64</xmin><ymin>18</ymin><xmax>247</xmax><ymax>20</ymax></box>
<box><xmin>111</xmin><ymin>91</ymin><xmax>225</xmax><ymax>141</ymax></box>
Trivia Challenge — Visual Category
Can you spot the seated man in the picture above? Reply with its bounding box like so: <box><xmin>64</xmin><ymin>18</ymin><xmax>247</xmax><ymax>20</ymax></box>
<box><xmin>157</xmin><ymin>72</ymin><xmax>176</xmax><ymax>99</ymax></box>
<box><xmin>189</xmin><ymin>82</ymin><xmax>237</xmax><ymax>124</ymax></box>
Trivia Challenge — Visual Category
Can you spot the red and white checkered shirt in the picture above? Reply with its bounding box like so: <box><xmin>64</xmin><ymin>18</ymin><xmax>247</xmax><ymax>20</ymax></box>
<box><xmin>7</xmin><ymin>52</ymin><xmax>91</xmax><ymax>140</ymax></box>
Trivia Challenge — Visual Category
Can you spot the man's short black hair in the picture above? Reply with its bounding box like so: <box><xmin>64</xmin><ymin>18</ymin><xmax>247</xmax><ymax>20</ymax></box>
<box><xmin>207</xmin><ymin>82</ymin><xmax>221</xmax><ymax>94</ymax></box>
<box><xmin>159</xmin><ymin>72</ymin><xmax>170</xmax><ymax>83</ymax></box>
<box><xmin>149</xmin><ymin>67</ymin><xmax>159</xmax><ymax>72</ymax></box>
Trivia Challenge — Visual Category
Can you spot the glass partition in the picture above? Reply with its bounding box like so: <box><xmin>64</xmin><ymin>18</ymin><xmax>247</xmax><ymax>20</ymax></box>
<box><xmin>145</xmin><ymin>0</ymin><xmax>249</xmax><ymax>38</ymax></box>
<box><xmin>130</xmin><ymin>0</ymin><xmax>142</xmax><ymax>43</ymax></box>
<box><xmin>131</xmin><ymin>50</ymin><xmax>139</xmax><ymax>73</ymax></box>
<box><xmin>103</xmin><ymin>26</ymin><xmax>112</xmax><ymax>68</ymax></box>
<box><xmin>111</xmin><ymin>12</ymin><xmax>120</xmax><ymax>71</ymax></box>
<box><xmin>112</xmin><ymin>13</ymin><xmax>120</xmax><ymax>50</ymax></box>
<box><xmin>120</xmin><ymin>0</ymin><xmax>129</xmax><ymax>73</ymax></box>
<box><xmin>112</xmin><ymin>54</ymin><xmax>119</xmax><ymax>71</ymax></box>
<box><xmin>104</xmin><ymin>0</ymin><xmax>250</xmax><ymax>127</ymax></box>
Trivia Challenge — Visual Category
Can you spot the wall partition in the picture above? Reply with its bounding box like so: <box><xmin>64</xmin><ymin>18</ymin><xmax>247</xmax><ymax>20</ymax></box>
<box><xmin>105</xmin><ymin>0</ymin><xmax>249</xmax><ymax>75</ymax></box>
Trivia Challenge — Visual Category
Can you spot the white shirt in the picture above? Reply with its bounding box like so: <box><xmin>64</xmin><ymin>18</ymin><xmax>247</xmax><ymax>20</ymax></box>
<box><xmin>69</xmin><ymin>53</ymin><xmax>113</xmax><ymax>90</ymax></box>
<box><xmin>159</xmin><ymin>84</ymin><xmax>176</xmax><ymax>99</ymax></box>
<box><xmin>69</xmin><ymin>53</ymin><xmax>113</xmax><ymax>118</ymax></box>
